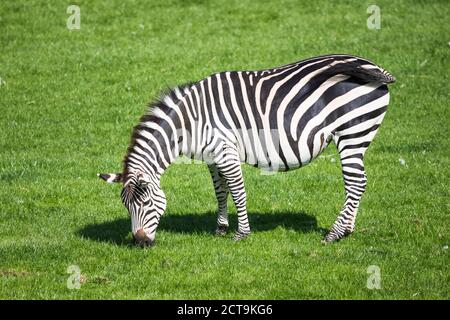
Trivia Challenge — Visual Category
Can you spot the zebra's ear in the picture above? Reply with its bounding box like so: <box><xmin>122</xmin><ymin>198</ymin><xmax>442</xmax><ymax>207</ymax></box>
<box><xmin>97</xmin><ymin>173</ymin><xmax>123</xmax><ymax>183</ymax></box>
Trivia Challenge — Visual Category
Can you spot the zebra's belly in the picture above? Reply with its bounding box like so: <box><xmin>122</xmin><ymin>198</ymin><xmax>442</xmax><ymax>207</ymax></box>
<box><xmin>240</xmin><ymin>130</ymin><xmax>333</xmax><ymax>172</ymax></box>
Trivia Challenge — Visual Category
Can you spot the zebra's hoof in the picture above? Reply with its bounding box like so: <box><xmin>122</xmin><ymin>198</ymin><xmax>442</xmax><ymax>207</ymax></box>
<box><xmin>321</xmin><ymin>237</ymin><xmax>335</xmax><ymax>244</ymax></box>
<box><xmin>322</xmin><ymin>229</ymin><xmax>352</xmax><ymax>243</ymax></box>
<box><xmin>233</xmin><ymin>230</ymin><xmax>250</xmax><ymax>241</ymax></box>
<box><xmin>215</xmin><ymin>225</ymin><xmax>228</xmax><ymax>236</ymax></box>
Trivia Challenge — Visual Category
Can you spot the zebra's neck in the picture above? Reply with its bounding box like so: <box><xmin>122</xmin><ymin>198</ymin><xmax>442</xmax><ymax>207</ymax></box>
<box><xmin>123</xmin><ymin>84</ymin><xmax>195</xmax><ymax>181</ymax></box>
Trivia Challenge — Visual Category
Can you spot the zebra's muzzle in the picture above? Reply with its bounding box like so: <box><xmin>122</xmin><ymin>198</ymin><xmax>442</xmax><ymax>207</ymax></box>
<box><xmin>133</xmin><ymin>229</ymin><xmax>154</xmax><ymax>247</ymax></box>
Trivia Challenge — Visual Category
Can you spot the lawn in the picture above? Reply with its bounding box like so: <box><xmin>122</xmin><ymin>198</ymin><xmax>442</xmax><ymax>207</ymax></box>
<box><xmin>0</xmin><ymin>0</ymin><xmax>448</xmax><ymax>299</ymax></box>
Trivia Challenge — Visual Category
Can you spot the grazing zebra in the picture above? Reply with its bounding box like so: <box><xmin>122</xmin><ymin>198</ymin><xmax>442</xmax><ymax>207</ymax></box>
<box><xmin>98</xmin><ymin>54</ymin><xmax>395</xmax><ymax>246</ymax></box>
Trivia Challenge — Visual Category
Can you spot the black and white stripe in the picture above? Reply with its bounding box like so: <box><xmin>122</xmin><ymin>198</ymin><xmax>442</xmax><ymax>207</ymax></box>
<box><xmin>99</xmin><ymin>54</ymin><xmax>395</xmax><ymax>245</ymax></box>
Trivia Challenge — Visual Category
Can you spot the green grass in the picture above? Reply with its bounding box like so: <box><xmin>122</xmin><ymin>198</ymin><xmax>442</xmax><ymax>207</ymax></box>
<box><xmin>0</xmin><ymin>0</ymin><xmax>449</xmax><ymax>299</ymax></box>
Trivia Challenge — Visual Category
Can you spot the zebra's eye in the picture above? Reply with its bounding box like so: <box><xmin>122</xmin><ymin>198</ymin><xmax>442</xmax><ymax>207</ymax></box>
<box><xmin>143</xmin><ymin>199</ymin><xmax>152</xmax><ymax>207</ymax></box>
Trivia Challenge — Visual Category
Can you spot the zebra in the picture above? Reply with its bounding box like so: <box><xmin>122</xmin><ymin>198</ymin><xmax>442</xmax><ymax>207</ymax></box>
<box><xmin>98</xmin><ymin>54</ymin><xmax>395</xmax><ymax>246</ymax></box>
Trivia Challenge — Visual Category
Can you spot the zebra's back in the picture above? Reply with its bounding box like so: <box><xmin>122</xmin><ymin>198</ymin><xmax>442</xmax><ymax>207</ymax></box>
<box><xmin>201</xmin><ymin>54</ymin><xmax>392</xmax><ymax>171</ymax></box>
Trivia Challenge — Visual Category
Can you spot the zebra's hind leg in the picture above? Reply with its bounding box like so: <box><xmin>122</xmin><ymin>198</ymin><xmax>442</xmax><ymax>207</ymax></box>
<box><xmin>323</xmin><ymin>96</ymin><xmax>387</xmax><ymax>243</ymax></box>
<box><xmin>207</xmin><ymin>163</ymin><xmax>229</xmax><ymax>236</ymax></box>
<box><xmin>213</xmin><ymin>144</ymin><xmax>251</xmax><ymax>241</ymax></box>
<box><xmin>324</xmin><ymin>152</ymin><xmax>367</xmax><ymax>243</ymax></box>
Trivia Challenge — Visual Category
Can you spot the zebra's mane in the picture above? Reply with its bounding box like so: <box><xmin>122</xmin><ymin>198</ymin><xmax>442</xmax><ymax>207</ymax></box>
<box><xmin>149</xmin><ymin>81</ymin><xmax>196</xmax><ymax>114</ymax></box>
<box><xmin>122</xmin><ymin>81</ymin><xmax>195</xmax><ymax>178</ymax></box>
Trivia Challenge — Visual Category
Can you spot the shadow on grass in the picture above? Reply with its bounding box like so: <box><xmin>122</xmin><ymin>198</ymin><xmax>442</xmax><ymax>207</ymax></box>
<box><xmin>77</xmin><ymin>211</ymin><xmax>326</xmax><ymax>245</ymax></box>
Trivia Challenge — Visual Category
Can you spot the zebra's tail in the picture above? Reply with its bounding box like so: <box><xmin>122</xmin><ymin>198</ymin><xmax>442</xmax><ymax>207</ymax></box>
<box><xmin>324</xmin><ymin>59</ymin><xmax>396</xmax><ymax>84</ymax></box>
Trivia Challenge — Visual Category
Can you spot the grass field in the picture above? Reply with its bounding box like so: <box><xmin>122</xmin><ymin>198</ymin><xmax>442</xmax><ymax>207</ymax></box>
<box><xmin>0</xmin><ymin>0</ymin><xmax>449</xmax><ymax>299</ymax></box>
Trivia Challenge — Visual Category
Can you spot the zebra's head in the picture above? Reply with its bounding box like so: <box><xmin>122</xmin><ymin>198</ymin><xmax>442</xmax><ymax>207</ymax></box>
<box><xmin>98</xmin><ymin>171</ymin><xmax>166</xmax><ymax>247</ymax></box>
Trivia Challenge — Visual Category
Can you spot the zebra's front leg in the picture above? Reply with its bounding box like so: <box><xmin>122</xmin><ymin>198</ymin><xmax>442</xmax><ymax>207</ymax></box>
<box><xmin>207</xmin><ymin>163</ymin><xmax>229</xmax><ymax>236</ymax></box>
<box><xmin>214</xmin><ymin>144</ymin><xmax>251</xmax><ymax>241</ymax></box>
<box><xmin>324</xmin><ymin>153</ymin><xmax>367</xmax><ymax>243</ymax></box>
